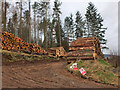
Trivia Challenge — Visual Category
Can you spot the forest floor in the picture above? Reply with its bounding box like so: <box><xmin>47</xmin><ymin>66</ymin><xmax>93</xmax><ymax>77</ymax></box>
<box><xmin>2</xmin><ymin>54</ymin><xmax>117</xmax><ymax>88</ymax></box>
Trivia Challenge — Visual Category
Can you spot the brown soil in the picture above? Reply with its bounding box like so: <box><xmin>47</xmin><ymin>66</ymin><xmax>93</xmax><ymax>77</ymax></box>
<box><xmin>2</xmin><ymin>59</ymin><xmax>117</xmax><ymax>88</ymax></box>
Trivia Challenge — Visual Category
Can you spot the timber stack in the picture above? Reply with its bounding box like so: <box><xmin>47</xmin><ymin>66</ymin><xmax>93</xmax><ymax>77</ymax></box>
<box><xmin>1</xmin><ymin>31</ymin><xmax>46</xmax><ymax>54</ymax></box>
<box><xmin>0</xmin><ymin>30</ymin><xmax>2</xmax><ymax>49</ymax></box>
<box><xmin>48</xmin><ymin>47</ymin><xmax>66</xmax><ymax>57</ymax></box>
<box><xmin>67</xmin><ymin>37</ymin><xmax>102</xmax><ymax>61</ymax></box>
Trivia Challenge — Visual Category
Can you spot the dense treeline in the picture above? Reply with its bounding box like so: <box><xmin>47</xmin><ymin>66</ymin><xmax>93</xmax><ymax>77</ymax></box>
<box><xmin>1</xmin><ymin>0</ymin><xmax>107</xmax><ymax>51</ymax></box>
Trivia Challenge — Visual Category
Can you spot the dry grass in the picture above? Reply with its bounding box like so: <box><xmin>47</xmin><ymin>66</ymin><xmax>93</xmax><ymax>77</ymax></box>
<box><xmin>2</xmin><ymin>50</ymin><xmax>59</xmax><ymax>63</ymax></box>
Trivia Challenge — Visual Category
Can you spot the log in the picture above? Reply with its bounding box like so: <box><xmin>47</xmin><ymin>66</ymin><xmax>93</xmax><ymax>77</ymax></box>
<box><xmin>71</xmin><ymin>43</ymin><xmax>94</xmax><ymax>47</ymax></box>
<box><xmin>67</xmin><ymin>36</ymin><xmax>102</xmax><ymax>60</ymax></box>
<box><xmin>67</xmin><ymin>52</ymin><xmax>93</xmax><ymax>57</ymax></box>
<box><xmin>2</xmin><ymin>32</ymin><xmax>46</xmax><ymax>55</ymax></box>
<box><xmin>70</xmin><ymin>37</ymin><xmax>97</xmax><ymax>46</ymax></box>
<box><xmin>48</xmin><ymin>47</ymin><xmax>66</xmax><ymax>57</ymax></box>
<box><xmin>69</xmin><ymin>46</ymin><xmax>95</xmax><ymax>51</ymax></box>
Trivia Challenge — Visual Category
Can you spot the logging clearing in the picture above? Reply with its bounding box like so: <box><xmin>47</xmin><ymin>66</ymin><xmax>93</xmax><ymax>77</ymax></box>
<box><xmin>1</xmin><ymin>0</ymin><xmax>118</xmax><ymax>89</ymax></box>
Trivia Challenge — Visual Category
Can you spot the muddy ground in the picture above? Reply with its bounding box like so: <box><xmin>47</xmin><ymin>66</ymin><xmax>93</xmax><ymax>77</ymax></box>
<box><xmin>2</xmin><ymin>59</ymin><xmax>117</xmax><ymax>88</ymax></box>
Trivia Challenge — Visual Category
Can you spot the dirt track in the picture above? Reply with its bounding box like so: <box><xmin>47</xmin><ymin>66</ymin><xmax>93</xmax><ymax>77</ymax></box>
<box><xmin>2</xmin><ymin>60</ymin><xmax>116</xmax><ymax>88</ymax></box>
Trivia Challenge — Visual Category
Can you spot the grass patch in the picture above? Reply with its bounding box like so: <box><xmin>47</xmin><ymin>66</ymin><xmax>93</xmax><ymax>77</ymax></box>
<box><xmin>67</xmin><ymin>59</ymin><xmax>118</xmax><ymax>86</ymax></box>
<box><xmin>118</xmin><ymin>67</ymin><xmax>120</xmax><ymax>73</ymax></box>
<box><xmin>98</xmin><ymin>59</ymin><xmax>109</xmax><ymax>66</ymax></box>
<box><xmin>2</xmin><ymin>50</ymin><xmax>59</xmax><ymax>63</ymax></box>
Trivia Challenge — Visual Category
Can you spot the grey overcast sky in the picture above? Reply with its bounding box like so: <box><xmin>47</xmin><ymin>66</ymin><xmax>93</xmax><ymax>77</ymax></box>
<box><xmin>7</xmin><ymin>0</ymin><xmax>119</xmax><ymax>54</ymax></box>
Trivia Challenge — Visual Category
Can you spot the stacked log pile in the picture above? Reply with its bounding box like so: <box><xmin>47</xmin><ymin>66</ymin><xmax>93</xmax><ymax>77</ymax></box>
<box><xmin>1</xmin><ymin>31</ymin><xmax>46</xmax><ymax>54</ymax></box>
<box><xmin>67</xmin><ymin>37</ymin><xmax>102</xmax><ymax>60</ymax></box>
<box><xmin>48</xmin><ymin>47</ymin><xmax>66</xmax><ymax>57</ymax></box>
<box><xmin>0</xmin><ymin>30</ymin><xmax>2</xmax><ymax>49</ymax></box>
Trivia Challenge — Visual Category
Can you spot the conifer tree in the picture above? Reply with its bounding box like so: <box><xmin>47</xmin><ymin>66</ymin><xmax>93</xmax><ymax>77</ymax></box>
<box><xmin>53</xmin><ymin>0</ymin><xmax>62</xmax><ymax>47</ymax></box>
<box><xmin>38</xmin><ymin>1</ymin><xmax>50</xmax><ymax>50</ymax></box>
<box><xmin>85</xmin><ymin>2</ymin><xmax>108</xmax><ymax>49</ymax></box>
<box><xmin>75</xmin><ymin>11</ymin><xmax>85</xmax><ymax>38</ymax></box>
<box><xmin>64</xmin><ymin>14</ymin><xmax>74</xmax><ymax>45</ymax></box>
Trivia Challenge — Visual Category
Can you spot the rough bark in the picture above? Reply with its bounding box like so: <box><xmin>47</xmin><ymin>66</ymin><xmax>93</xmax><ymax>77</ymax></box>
<box><xmin>51</xmin><ymin>27</ymin><xmax>53</xmax><ymax>47</ymax></box>
<box><xmin>4</xmin><ymin>0</ymin><xmax>6</xmax><ymax>31</ymax></box>
<box><xmin>58</xmin><ymin>18</ymin><xmax>61</xmax><ymax>47</ymax></box>
<box><xmin>28</xmin><ymin>0</ymin><xmax>31</xmax><ymax>43</ymax></box>
<box><xmin>1</xmin><ymin>0</ymin><xmax>3</xmax><ymax>31</ymax></box>
<box><xmin>37</xmin><ymin>18</ymin><xmax>39</xmax><ymax>44</ymax></box>
<box><xmin>19</xmin><ymin>0</ymin><xmax>22</xmax><ymax>38</ymax></box>
<box><xmin>34</xmin><ymin>11</ymin><xmax>36</xmax><ymax>43</ymax></box>
<box><xmin>43</xmin><ymin>17</ymin><xmax>47</xmax><ymax>50</ymax></box>
<box><xmin>44</xmin><ymin>6</ymin><xmax>48</xmax><ymax>50</ymax></box>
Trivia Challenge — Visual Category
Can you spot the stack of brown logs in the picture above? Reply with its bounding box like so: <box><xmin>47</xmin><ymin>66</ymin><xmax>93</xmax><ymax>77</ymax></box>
<box><xmin>48</xmin><ymin>47</ymin><xmax>66</xmax><ymax>57</ymax></box>
<box><xmin>1</xmin><ymin>31</ymin><xmax>46</xmax><ymax>54</ymax></box>
<box><xmin>0</xmin><ymin>30</ymin><xmax>2</xmax><ymax>49</ymax></box>
<box><xmin>67</xmin><ymin>37</ymin><xmax>102</xmax><ymax>60</ymax></box>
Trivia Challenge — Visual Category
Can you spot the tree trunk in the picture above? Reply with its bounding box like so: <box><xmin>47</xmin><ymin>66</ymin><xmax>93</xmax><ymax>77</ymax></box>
<box><xmin>34</xmin><ymin>11</ymin><xmax>36</xmax><ymax>43</ymax></box>
<box><xmin>0</xmin><ymin>0</ymin><xmax>2</xmax><ymax>31</ymax></box>
<box><xmin>67</xmin><ymin>30</ymin><xmax>69</xmax><ymax>45</ymax></box>
<box><xmin>87</xmin><ymin>22</ymin><xmax>90</xmax><ymax>37</ymax></box>
<box><xmin>37</xmin><ymin>18</ymin><xmax>39</xmax><ymax>44</ymax></box>
<box><xmin>28</xmin><ymin>0</ymin><xmax>31</xmax><ymax>43</ymax></box>
<box><xmin>40</xmin><ymin>29</ymin><xmax>42</xmax><ymax>44</ymax></box>
<box><xmin>58</xmin><ymin>18</ymin><xmax>61</xmax><ymax>47</ymax></box>
<box><xmin>4</xmin><ymin>0</ymin><xmax>6</xmax><ymax>31</ymax></box>
<box><xmin>44</xmin><ymin>7</ymin><xmax>48</xmax><ymax>50</ymax></box>
<box><xmin>43</xmin><ymin>17</ymin><xmax>47</xmax><ymax>50</ymax></box>
<box><xmin>18</xmin><ymin>0</ymin><xmax>22</xmax><ymax>38</ymax></box>
<box><xmin>2</xmin><ymin>0</ymin><xmax>3</xmax><ymax>31</ymax></box>
<box><xmin>0</xmin><ymin>1</ymin><xmax>2</xmax><ymax>88</ymax></box>
<box><xmin>51</xmin><ymin>27</ymin><xmax>53</xmax><ymax>47</ymax></box>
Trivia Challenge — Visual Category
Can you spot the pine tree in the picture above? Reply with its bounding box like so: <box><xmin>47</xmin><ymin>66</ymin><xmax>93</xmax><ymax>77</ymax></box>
<box><xmin>12</xmin><ymin>11</ymin><xmax>17</xmax><ymax>35</ymax></box>
<box><xmin>85</xmin><ymin>2</ymin><xmax>108</xmax><ymax>49</ymax></box>
<box><xmin>7</xmin><ymin>18</ymin><xmax>13</xmax><ymax>33</ymax></box>
<box><xmin>0</xmin><ymin>1</ymin><xmax>2</xmax><ymax>31</ymax></box>
<box><xmin>51</xmin><ymin>19</ymin><xmax>55</xmax><ymax>47</ymax></box>
<box><xmin>19</xmin><ymin>0</ymin><xmax>22</xmax><ymax>38</ymax></box>
<box><xmin>32</xmin><ymin>2</ymin><xmax>38</xmax><ymax>43</ymax></box>
<box><xmin>2</xmin><ymin>0</ymin><xmax>9</xmax><ymax>31</ymax></box>
<box><xmin>69</xmin><ymin>14</ymin><xmax>74</xmax><ymax>42</ymax></box>
<box><xmin>53</xmin><ymin>0</ymin><xmax>62</xmax><ymax>47</ymax></box>
<box><xmin>23</xmin><ymin>10</ymin><xmax>29</xmax><ymax>42</ymax></box>
<box><xmin>75</xmin><ymin>11</ymin><xmax>85</xmax><ymax>38</ymax></box>
<box><xmin>38</xmin><ymin>1</ymin><xmax>50</xmax><ymax>50</ymax></box>
<box><xmin>7</xmin><ymin>10</ymin><xmax>17</xmax><ymax>35</ymax></box>
<box><xmin>28</xmin><ymin>0</ymin><xmax>31</xmax><ymax>43</ymax></box>
<box><xmin>64</xmin><ymin>16</ymin><xmax>70</xmax><ymax>44</ymax></box>
<box><xmin>64</xmin><ymin>14</ymin><xmax>74</xmax><ymax>45</ymax></box>
<box><xmin>1</xmin><ymin>0</ymin><xmax>3</xmax><ymax>31</ymax></box>
<box><xmin>4</xmin><ymin>0</ymin><xmax>7</xmax><ymax>31</ymax></box>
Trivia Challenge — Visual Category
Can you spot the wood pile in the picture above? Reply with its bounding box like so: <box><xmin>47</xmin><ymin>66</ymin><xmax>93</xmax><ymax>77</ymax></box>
<box><xmin>67</xmin><ymin>37</ymin><xmax>102</xmax><ymax>61</ymax></box>
<box><xmin>48</xmin><ymin>47</ymin><xmax>66</xmax><ymax>57</ymax></box>
<box><xmin>0</xmin><ymin>30</ymin><xmax>2</xmax><ymax>49</ymax></box>
<box><xmin>1</xmin><ymin>31</ymin><xmax>46</xmax><ymax>54</ymax></box>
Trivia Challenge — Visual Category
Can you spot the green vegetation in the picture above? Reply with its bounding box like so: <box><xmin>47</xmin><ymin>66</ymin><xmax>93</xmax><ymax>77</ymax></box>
<box><xmin>2</xmin><ymin>50</ymin><xmax>59</xmax><ymax>63</ymax></box>
<box><xmin>67</xmin><ymin>59</ymin><xmax>118</xmax><ymax>86</ymax></box>
<box><xmin>98</xmin><ymin>59</ymin><xmax>109</xmax><ymax>66</ymax></box>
